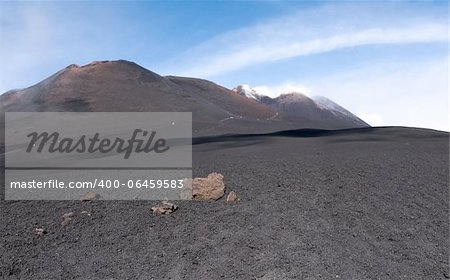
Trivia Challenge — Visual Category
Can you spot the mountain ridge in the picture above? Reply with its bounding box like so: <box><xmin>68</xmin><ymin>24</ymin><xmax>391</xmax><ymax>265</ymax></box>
<box><xmin>232</xmin><ymin>84</ymin><xmax>368</xmax><ymax>128</ymax></box>
<box><xmin>1</xmin><ymin>60</ymin><xmax>369</xmax><ymax>136</ymax></box>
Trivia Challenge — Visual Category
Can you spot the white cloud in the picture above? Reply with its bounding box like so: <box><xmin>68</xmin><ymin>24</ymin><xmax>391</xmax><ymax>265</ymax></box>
<box><xmin>357</xmin><ymin>112</ymin><xmax>383</xmax><ymax>127</ymax></box>
<box><xmin>167</xmin><ymin>5</ymin><xmax>447</xmax><ymax>78</ymax></box>
<box><xmin>244</xmin><ymin>58</ymin><xmax>448</xmax><ymax>131</ymax></box>
<box><xmin>306</xmin><ymin>59</ymin><xmax>448</xmax><ymax>131</ymax></box>
<box><xmin>252</xmin><ymin>82</ymin><xmax>310</xmax><ymax>97</ymax></box>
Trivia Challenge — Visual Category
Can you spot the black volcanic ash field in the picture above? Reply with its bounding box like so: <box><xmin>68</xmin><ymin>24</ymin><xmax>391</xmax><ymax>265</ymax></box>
<box><xmin>1</xmin><ymin>127</ymin><xmax>448</xmax><ymax>279</ymax></box>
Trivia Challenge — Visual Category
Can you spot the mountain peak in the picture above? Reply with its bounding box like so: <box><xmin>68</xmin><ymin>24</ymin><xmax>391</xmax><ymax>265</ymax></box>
<box><xmin>65</xmin><ymin>64</ymin><xmax>80</xmax><ymax>69</ymax></box>
<box><xmin>234</xmin><ymin>84</ymin><xmax>368</xmax><ymax>128</ymax></box>
<box><xmin>1</xmin><ymin>62</ymin><xmax>369</xmax><ymax>134</ymax></box>
<box><xmin>57</xmin><ymin>59</ymin><xmax>164</xmax><ymax>84</ymax></box>
<box><xmin>62</xmin><ymin>60</ymin><xmax>145</xmax><ymax>71</ymax></box>
<box><xmin>232</xmin><ymin>84</ymin><xmax>261</xmax><ymax>100</ymax></box>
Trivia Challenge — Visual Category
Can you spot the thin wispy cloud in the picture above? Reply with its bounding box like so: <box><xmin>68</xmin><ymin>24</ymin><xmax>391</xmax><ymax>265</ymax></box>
<box><xmin>167</xmin><ymin>5</ymin><xmax>447</xmax><ymax>78</ymax></box>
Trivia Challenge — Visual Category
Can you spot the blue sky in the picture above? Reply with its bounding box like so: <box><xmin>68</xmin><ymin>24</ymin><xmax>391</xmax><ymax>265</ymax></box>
<box><xmin>0</xmin><ymin>1</ymin><xmax>448</xmax><ymax>131</ymax></box>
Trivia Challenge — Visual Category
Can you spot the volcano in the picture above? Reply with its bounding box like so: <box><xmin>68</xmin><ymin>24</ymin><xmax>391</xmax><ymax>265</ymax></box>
<box><xmin>232</xmin><ymin>85</ymin><xmax>368</xmax><ymax>129</ymax></box>
<box><xmin>0</xmin><ymin>60</ymin><xmax>368</xmax><ymax>136</ymax></box>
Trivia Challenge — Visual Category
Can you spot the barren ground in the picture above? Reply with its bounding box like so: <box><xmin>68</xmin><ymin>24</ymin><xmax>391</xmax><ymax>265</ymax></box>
<box><xmin>1</xmin><ymin>127</ymin><xmax>448</xmax><ymax>279</ymax></box>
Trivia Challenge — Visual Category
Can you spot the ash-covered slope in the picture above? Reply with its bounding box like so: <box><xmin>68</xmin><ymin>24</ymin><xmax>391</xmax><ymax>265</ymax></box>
<box><xmin>1</xmin><ymin>60</ymin><xmax>367</xmax><ymax>135</ymax></box>
<box><xmin>233</xmin><ymin>85</ymin><xmax>368</xmax><ymax>128</ymax></box>
<box><xmin>1</xmin><ymin>60</ymin><xmax>280</xmax><ymax>135</ymax></box>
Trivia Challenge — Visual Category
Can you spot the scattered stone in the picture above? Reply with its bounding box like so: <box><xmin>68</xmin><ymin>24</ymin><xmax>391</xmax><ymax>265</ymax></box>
<box><xmin>35</xmin><ymin>228</ymin><xmax>47</xmax><ymax>236</ymax></box>
<box><xmin>61</xmin><ymin>212</ymin><xmax>74</xmax><ymax>227</ymax></box>
<box><xmin>226</xmin><ymin>191</ymin><xmax>240</xmax><ymax>203</ymax></box>
<box><xmin>80</xmin><ymin>192</ymin><xmax>100</xmax><ymax>202</ymax></box>
<box><xmin>151</xmin><ymin>201</ymin><xmax>178</xmax><ymax>214</ymax></box>
<box><xmin>63</xmin><ymin>212</ymin><xmax>74</xmax><ymax>219</ymax></box>
<box><xmin>192</xmin><ymin>172</ymin><xmax>225</xmax><ymax>201</ymax></box>
<box><xmin>81</xmin><ymin>211</ymin><xmax>91</xmax><ymax>216</ymax></box>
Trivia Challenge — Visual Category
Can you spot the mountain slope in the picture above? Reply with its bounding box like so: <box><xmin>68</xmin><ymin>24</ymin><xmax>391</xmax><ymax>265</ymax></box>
<box><xmin>1</xmin><ymin>60</ymin><xmax>368</xmax><ymax>136</ymax></box>
<box><xmin>1</xmin><ymin>61</ymin><xmax>281</xmax><ymax>135</ymax></box>
<box><xmin>232</xmin><ymin>85</ymin><xmax>368</xmax><ymax>128</ymax></box>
